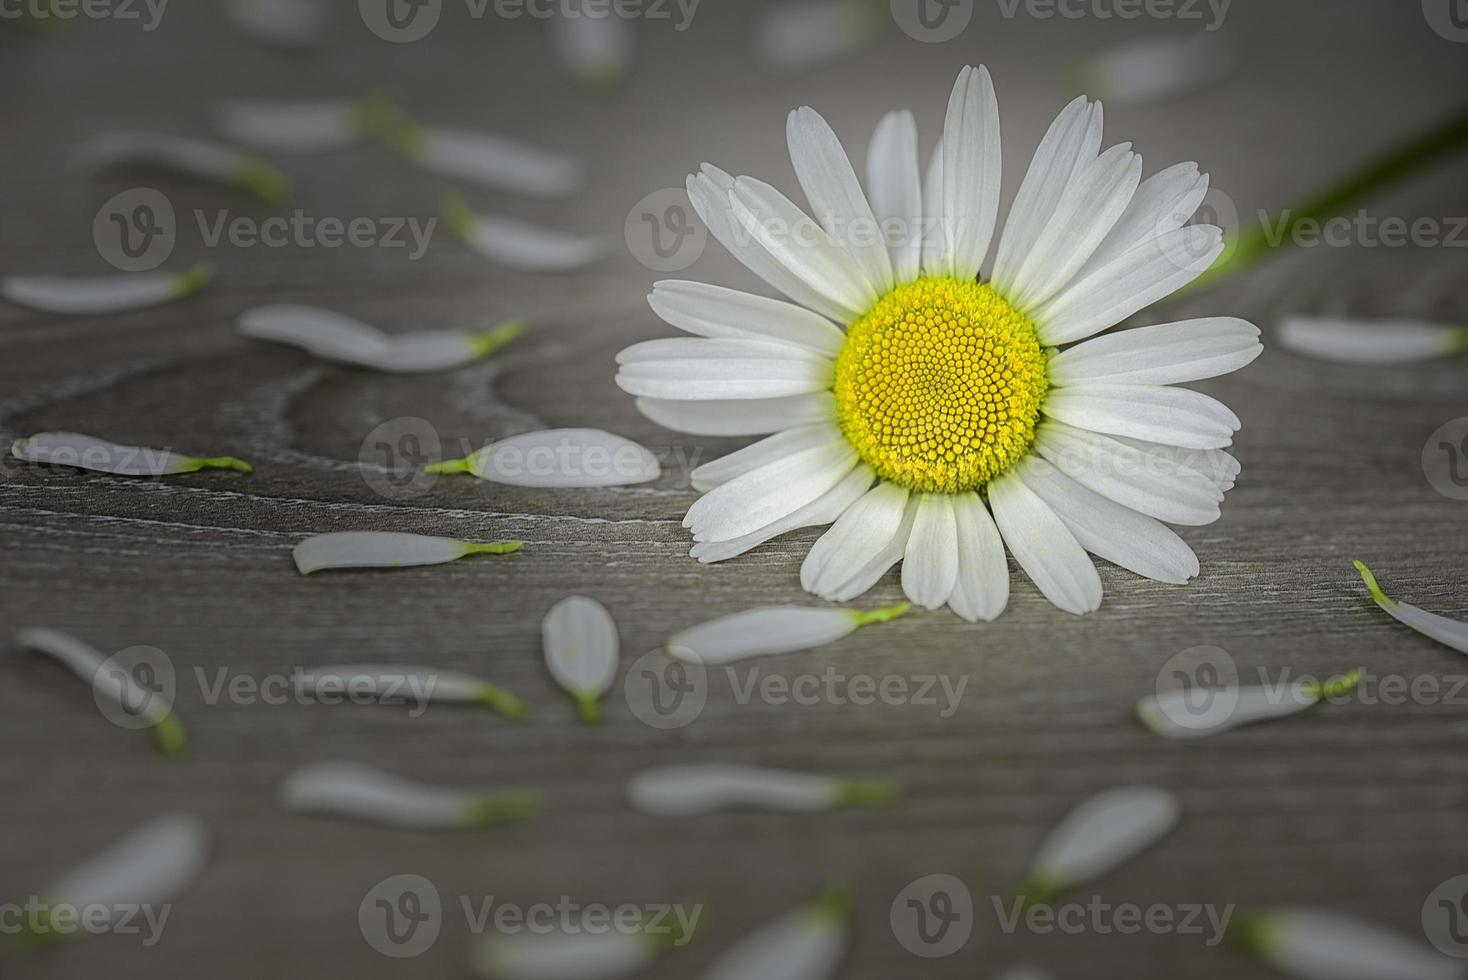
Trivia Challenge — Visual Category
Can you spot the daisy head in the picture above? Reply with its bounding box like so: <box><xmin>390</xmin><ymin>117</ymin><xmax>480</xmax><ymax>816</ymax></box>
<box><xmin>616</xmin><ymin>66</ymin><xmax>1261</xmax><ymax>620</ymax></box>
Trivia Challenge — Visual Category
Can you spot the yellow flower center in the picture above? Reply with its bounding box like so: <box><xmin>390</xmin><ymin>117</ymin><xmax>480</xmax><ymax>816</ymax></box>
<box><xmin>833</xmin><ymin>276</ymin><xmax>1049</xmax><ymax>493</ymax></box>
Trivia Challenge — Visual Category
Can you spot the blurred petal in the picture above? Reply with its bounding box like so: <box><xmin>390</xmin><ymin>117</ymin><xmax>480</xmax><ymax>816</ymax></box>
<box><xmin>1021</xmin><ymin>787</ymin><xmax>1179</xmax><ymax>901</ymax></box>
<box><xmin>2</xmin><ymin>263</ymin><xmax>213</xmax><ymax>314</ymax></box>
<box><xmin>294</xmin><ymin>665</ymin><xmax>525</xmax><ymax>718</ymax></box>
<box><xmin>292</xmin><ymin>532</ymin><xmax>522</xmax><ymax>575</ymax></box>
<box><xmin>629</xmin><ymin>764</ymin><xmax>899</xmax><ymax>816</ymax></box>
<box><xmin>81</xmin><ymin>131</ymin><xmax>291</xmax><ymax>204</ymax></box>
<box><xmin>1240</xmin><ymin>907</ymin><xmax>1462</xmax><ymax>980</ymax></box>
<box><xmin>1355</xmin><ymin>560</ymin><xmax>1468</xmax><ymax>654</ymax></box>
<box><xmin>442</xmin><ymin>194</ymin><xmax>600</xmax><ymax>271</ymax></box>
<box><xmin>666</xmin><ymin>603</ymin><xmax>907</xmax><ymax>665</ymax></box>
<box><xmin>12</xmin><ymin>432</ymin><xmax>250</xmax><ymax>477</ymax></box>
<box><xmin>542</xmin><ymin>596</ymin><xmax>619</xmax><ymax>722</ymax></box>
<box><xmin>280</xmin><ymin>761</ymin><xmax>537</xmax><ymax>829</ymax></box>
<box><xmin>1080</xmin><ymin>34</ymin><xmax>1238</xmax><ymax>107</ymax></box>
<box><xmin>1279</xmin><ymin>316</ymin><xmax>1468</xmax><ymax>364</ymax></box>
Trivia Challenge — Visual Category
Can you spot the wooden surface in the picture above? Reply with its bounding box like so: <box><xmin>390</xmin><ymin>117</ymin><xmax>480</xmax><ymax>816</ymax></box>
<box><xmin>3</xmin><ymin>2</ymin><xmax>1468</xmax><ymax>977</ymax></box>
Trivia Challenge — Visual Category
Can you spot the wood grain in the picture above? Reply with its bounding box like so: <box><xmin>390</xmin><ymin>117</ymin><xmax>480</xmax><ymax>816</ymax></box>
<box><xmin>2</xmin><ymin>2</ymin><xmax>1468</xmax><ymax>977</ymax></box>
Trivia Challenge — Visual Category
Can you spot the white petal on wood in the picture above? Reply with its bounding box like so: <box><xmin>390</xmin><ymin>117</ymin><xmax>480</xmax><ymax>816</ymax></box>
<box><xmin>80</xmin><ymin>131</ymin><xmax>291</xmax><ymax>203</ymax></box>
<box><xmin>1138</xmin><ymin>680</ymin><xmax>1329</xmax><ymax>740</ymax></box>
<box><xmin>542</xmin><ymin>596</ymin><xmax>620</xmax><ymax>722</ymax></box>
<box><xmin>629</xmin><ymin>764</ymin><xmax>897</xmax><ymax>817</ymax></box>
<box><xmin>280</xmin><ymin>761</ymin><xmax>536</xmax><ymax>829</ymax></box>
<box><xmin>700</xmin><ymin>889</ymin><xmax>851</xmax><ymax>980</ymax></box>
<box><xmin>12</xmin><ymin>432</ymin><xmax>251</xmax><ymax>477</ymax></box>
<box><xmin>291</xmin><ymin>532</ymin><xmax>522</xmax><ymax>575</ymax></box>
<box><xmin>293</xmin><ymin>665</ymin><xmax>525</xmax><ymax>718</ymax></box>
<box><xmin>1024</xmin><ymin>787</ymin><xmax>1180</xmax><ymax>897</ymax></box>
<box><xmin>43</xmin><ymin>813</ymin><xmax>208</xmax><ymax>927</ymax></box>
<box><xmin>667</xmin><ymin>603</ymin><xmax>908</xmax><ymax>665</ymax></box>
<box><xmin>216</xmin><ymin>100</ymin><xmax>359</xmax><ymax>152</ymax></box>
<box><xmin>2</xmin><ymin>264</ymin><xmax>213</xmax><ymax>314</ymax></box>
<box><xmin>1278</xmin><ymin>316</ymin><xmax>1468</xmax><ymax>365</ymax></box>
<box><xmin>1081</xmin><ymin>34</ymin><xmax>1238</xmax><ymax>107</ymax></box>
<box><xmin>472</xmin><ymin>930</ymin><xmax>656</xmax><ymax>980</ymax></box>
<box><xmin>443</xmin><ymin>196</ymin><xmax>601</xmax><ymax>272</ymax></box>
<box><xmin>549</xmin><ymin>3</ymin><xmax>635</xmax><ymax>92</ymax></box>
<box><xmin>1356</xmin><ymin>561</ymin><xmax>1468</xmax><ymax>655</ymax></box>
<box><xmin>432</xmin><ymin>429</ymin><xmax>660</xmax><ymax>488</ymax></box>
<box><xmin>1245</xmin><ymin>907</ymin><xmax>1463</xmax><ymax>980</ymax></box>
<box><xmin>223</xmin><ymin>0</ymin><xmax>331</xmax><ymax>49</ymax></box>
<box><xmin>412</xmin><ymin>128</ymin><xmax>581</xmax><ymax>198</ymax></box>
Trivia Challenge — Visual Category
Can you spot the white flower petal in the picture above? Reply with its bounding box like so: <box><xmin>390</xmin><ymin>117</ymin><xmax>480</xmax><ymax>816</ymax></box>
<box><xmin>431</xmin><ymin>428</ymin><xmax>659</xmax><ymax>488</ymax></box>
<box><xmin>617</xmin><ymin>337</ymin><xmax>833</xmax><ymax>368</ymax></box>
<box><xmin>222</xmin><ymin>0</ymin><xmax>330</xmax><ymax>49</ymax></box>
<box><xmin>411</xmin><ymin>128</ymin><xmax>581</xmax><ymax>198</ymax></box>
<box><xmin>688</xmin><ymin>165</ymin><xmax>853</xmax><ymax>323</ymax></box>
<box><xmin>443</xmin><ymin>196</ymin><xmax>600</xmax><ymax>272</ymax></box>
<box><xmin>293</xmin><ymin>665</ymin><xmax>525</xmax><ymax>718</ymax></box>
<box><xmin>16</xmin><ymin>628</ymin><xmax>188</xmax><ymax>757</ymax></box>
<box><xmin>1034</xmin><ymin>224</ymin><xmax>1224</xmax><ymax>346</ymax></box>
<box><xmin>2</xmin><ymin>264</ymin><xmax>214</xmax><ymax>315</ymax></box>
<box><xmin>992</xmin><ymin>96</ymin><xmax>1098</xmax><ymax>294</ymax></box>
<box><xmin>12</xmin><ymin>431</ymin><xmax>251</xmax><ymax>477</ymax></box>
<box><xmin>472</xmin><ymin>930</ymin><xmax>655</xmax><ymax>980</ymax></box>
<box><xmin>902</xmin><ymin>495</ymin><xmax>959</xmax><ymax>610</ymax></box>
<box><xmin>243</xmin><ymin>305</ymin><xmax>519</xmax><ymax>372</ymax></box>
<box><xmin>667</xmin><ymin>603</ymin><xmax>908</xmax><ymax>665</ymax></box>
<box><xmin>1082</xmin><ymin>34</ymin><xmax>1238</xmax><ymax>107</ymax></box>
<box><xmin>81</xmin><ymin>131</ymin><xmax>291</xmax><ymax>204</ymax></box>
<box><xmin>690</xmin><ymin>463</ymin><xmax>874</xmax><ymax>564</ymax></box>
<box><xmin>866</xmin><ymin>110</ymin><xmax>923</xmax><ymax>285</ymax></box>
<box><xmin>987</xmin><ymin>471</ymin><xmax>1101</xmax><ymax>615</ymax></box>
<box><xmin>549</xmin><ymin>2</ymin><xmax>635</xmax><ymax>92</ymax></box>
<box><xmin>939</xmin><ymin>65</ymin><xmax>1002</xmax><ymax>281</ymax></box>
<box><xmin>280</xmin><ymin>761</ymin><xmax>536</xmax><ymax>829</ymax></box>
<box><xmin>920</xmin><ymin>140</ymin><xmax>944</xmax><ymax>274</ymax></box>
<box><xmin>1016</xmin><ymin>456</ymin><xmax>1199</xmax><ymax>585</ymax></box>
<box><xmin>1007</xmin><ymin>143</ymin><xmax>1142</xmax><ymax>312</ymax></box>
<box><xmin>1278</xmin><ymin>316</ymin><xmax>1468</xmax><ymax>365</ymax></box>
<box><xmin>800</xmin><ymin>481</ymin><xmax>909</xmax><ymax>596</ymax></box>
<box><xmin>684</xmin><ymin>438</ymin><xmax>858</xmax><ymax>542</ymax></box>
<box><xmin>649</xmin><ymin>280</ymin><xmax>845</xmax><ymax>356</ymax></box>
<box><xmin>1043</xmin><ymin>383</ymin><xmax>1240</xmax><ymax>450</ymax></box>
<box><xmin>216</xmin><ymin>100</ymin><xmax>359</xmax><ymax>152</ymax></box>
<box><xmin>689</xmin><ymin>423</ymin><xmax>842</xmax><ymax>492</ymax></box>
<box><xmin>728</xmin><ymin>177</ymin><xmax>878</xmax><ymax>321</ymax></box>
<box><xmin>542</xmin><ymin>596</ymin><xmax>619</xmax><ymax>722</ymax></box>
<box><xmin>787</xmin><ymin>106</ymin><xmax>892</xmax><ymax>293</ymax></box>
<box><xmin>1137</xmin><ymin>676</ymin><xmax>1354</xmax><ymax>740</ymax></box>
<box><xmin>616</xmin><ymin>348</ymin><xmax>834</xmax><ymax>401</ymax></box>
<box><xmin>630</xmin><ymin>764</ymin><xmax>897</xmax><ymax>817</ymax></box>
<box><xmin>1245</xmin><ymin>908</ymin><xmax>1462</xmax><ymax>980</ymax></box>
<box><xmin>291</xmin><ymin>532</ymin><xmax>522</xmax><ymax>575</ymax></box>
<box><xmin>1084</xmin><ymin>161</ymin><xmax>1207</xmax><ymax>270</ymax></box>
<box><xmin>948</xmin><ymin>492</ymin><xmax>1009</xmax><ymax>622</ymax></box>
<box><xmin>824</xmin><ymin>497</ymin><xmax>920</xmax><ymax>603</ymax></box>
<box><xmin>1356</xmin><ymin>561</ymin><xmax>1468</xmax><ymax>655</ymax></box>
<box><xmin>751</xmin><ymin>0</ymin><xmax>882</xmax><ymax>72</ymax></box>
<box><xmin>1048</xmin><ymin>317</ymin><xmax>1262</xmax><ymax>386</ymax></box>
<box><xmin>1024</xmin><ymin>787</ymin><xmax>1179</xmax><ymax>898</ymax></box>
<box><xmin>636</xmin><ymin>393</ymin><xmax>836</xmax><ymax>437</ymax></box>
<box><xmin>700</xmin><ymin>888</ymin><xmax>851</xmax><ymax>980</ymax></box>
<box><xmin>43</xmin><ymin>813</ymin><xmax>208</xmax><ymax>926</ymax></box>
<box><xmin>1033</xmin><ymin>422</ymin><xmax>1224</xmax><ymax>526</ymax></box>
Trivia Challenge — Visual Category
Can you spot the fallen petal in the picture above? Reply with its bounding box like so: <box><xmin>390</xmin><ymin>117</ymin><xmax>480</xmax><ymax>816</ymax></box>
<box><xmin>1238</xmin><ymin>907</ymin><xmax>1462</xmax><ymax>980</ymax></box>
<box><xmin>280</xmin><ymin>761</ymin><xmax>538</xmax><ymax>829</ymax></box>
<box><xmin>427</xmin><ymin>428</ymin><xmax>659</xmax><ymax>487</ymax></box>
<box><xmin>292</xmin><ymin>532</ymin><xmax>523</xmax><ymax>575</ymax></box>
<box><xmin>1079</xmin><ymin>34</ymin><xmax>1237</xmax><ymax>106</ymax></box>
<box><xmin>82</xmin><ymin>131</ymin><xmax>292</xmax><ymax>204</ymax></box>
<box><xmin>12</xmin><ymin>432</ymin><xmax>251</xmax><ymax>478</ymax></box>
<box><xmin>542</xmin><ymin>596</ymin><xmax>619</xmax><ymax>723</ymax></box>
<box><xmin>1355</xmin><ymin>560</ymin><xmax>1468</xmax><ymax>654</ymax></box>
<box><xmin>2</xmin><ymin>263</ymin><xmax>213</xmax><ymax>314</ymax></box>
<box><xmin>472</xmin><ymin>929</ymin><xmax>658</xmax><ymax>980</ymax></box>
<box><xmin>216</xmin><ymin>100</ymin><xmax>361</xmax><ymax>152</ymax></box>
<box><xmin>700</xmin><ymin>885</ymin><xmax>851</xmax><ymax>980</ymax></box>
<box><xmin>1279</xmin><ymin>316</ymin><xmax>1467</xmax><ymax>364</ymax></box>
<box><xmin>442</xmin><ymin>193</ymin><xmax>601</xmax><ymax>272</ymax></box>
<box><xmin>239</xmin><ymin>304</ymin><xmax>523</xmax><ymax>372</ymax></box>
<box><xmin>1137</xmin><ymin>671</ymin><xmax>1362</xmax><ymax>739</ymax></box>
<box><xmin>628</xmin><ymin>764</ymin><xmax>899</xmax><ymax>817</ymax></box>
<box><xmin>752</xmin><ymin>0</ymin><xmax>884</xmax><ymax>73</ymax></box>
<box><xmin>222</xmin><ymin>0</ymin><xmax>331</xmax><ymax>49</ymax></box>
<box><xmin>294</xmin><ymin>665</ymin><xmax>525</xmax><ymax>718</ymax></box>
<box><xmin>402</xmin><ymin>127</ymin><xmax>581</xmax><ymax>198</ymax></box>
<box><xmin>1020</xmin><ymin>787</ymin><xmax>1180</xmax><ymax>902</ymax></box>
<box><xmin>667</xmin><ymin>603</ymin><xmax>908</xmax><ymax>665</ymax></box>
<box><xmin>549</xmin><ymin>2</ymin><xmax>635</xmax><ymax>93</ymax></box>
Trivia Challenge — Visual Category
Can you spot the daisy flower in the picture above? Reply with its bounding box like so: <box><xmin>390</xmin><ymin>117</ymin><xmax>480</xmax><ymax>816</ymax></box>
<box><xmin>616</xmin><ymin>66</ymin><xmax>1260</xmax><ymax>618</ymax></box>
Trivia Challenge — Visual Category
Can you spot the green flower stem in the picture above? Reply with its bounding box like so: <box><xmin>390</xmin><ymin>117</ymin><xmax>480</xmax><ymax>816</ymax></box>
<box><xmin>236</xmin><ymin>157</ymin><xmax>293</xmax><ymax>206</ymax></box>
<box><xmin>424</xmin><ymin>455</ymin><xmax>476</xmax><ymax>475</ymax></box>
<box><xmin>152</xmin><ymin>712</ymin><xmax>190</xmax><ymax>760</ymax></box>
<box><xmin>352</xmin><ymin>91</ymin><xmax>416</xmax><ymax>143</ymax></box>
<box><xmin>575</xmin><ymin>692</ymin><xmax>602</xmax><ymax>725</ymax></box>
<box><xmin>6</xmin><ymin>899</ymin><xmax>74</xmax><ymax>952</ymax></box>
<box><xmin>463</xmin><ymin>790</ymin><xmax>540</xmax><ymax>827</ymax></box>
<box><xmin>810</xmin><ymin>882</ymin><xmax>857</xmax><ymax>926</ymax></box>
<box><xmin>1014</xmin><ymin>870</ymin><xmax>1065</xmax><ymax>909</ymax></box>
<box><xmin>850</xmin><ymin>602</ymin><xmax>910</xmax><ymax>627</ymax></box>
<box><xmin>182</xmin><ymin>455</ymin><xmax>253</xmax><ymax>474</ymax></box>
<box><xmin>831</xmin><ymin>779</ymin><xmax>902</xmax><ymax>808</ymax></box>
<box><xmin>477</xmin><ymin>683</ymin><xmax>527</xmax><ymax>720</ymax></box>
<box><xmin>440</xmin><ymin>192</ymin><xmax>478</xmax><ymax>242</ymax></box>
<box><xmin>469</xmin><ymin>320</ymin><xmax>525</xmax><ymax>358</ymax></box>
<box><xmin>170</xmin><ymin>261</ymin><xmax>216</xmax><ymax>299</ymax></box>
<box><xmin>1230</xmin><ymin>910</ymin><xmax>1282</xmax><ymax>956</ymax></box>
<box><xmin>1189</xmin><ymin>102</ymin><xmax>1468</xmax><ymax>292</ymax></box>
<box><xmin>1302</xmin><ymin>668</ymin><xmax>1364</xmax><ymax>702</ymax></box>
<box><xmin>644</xmin><ymin>904</ymin><xmax>706</xmax><ymax>952</ymax></box>
<box><xmin>1353</xmin><ymin>559</ymin><xmax>1396</xmax><ymax>608</ymax></box>
<box><xmin>460</xmin><ymin>540</ymin><xmax>524</xmax><ymax>557</ymax></box>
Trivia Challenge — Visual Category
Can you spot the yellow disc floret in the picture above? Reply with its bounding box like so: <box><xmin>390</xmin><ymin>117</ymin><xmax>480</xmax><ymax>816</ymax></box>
<box><xmin>833</xmin><ymin>276</ymin><xmax>1049</xmax><ymax>493</ymax></box>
